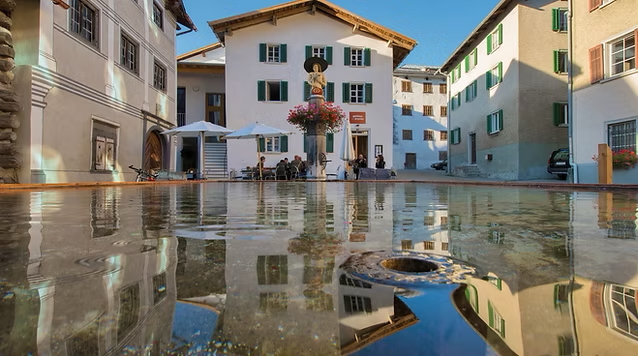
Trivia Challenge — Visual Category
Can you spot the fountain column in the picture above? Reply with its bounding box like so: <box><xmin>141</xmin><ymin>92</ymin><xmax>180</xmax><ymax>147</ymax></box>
<box><xmin>306</xmin><ymin>90</ymin><xmax>327</xmax><ymax>181</ymax></box>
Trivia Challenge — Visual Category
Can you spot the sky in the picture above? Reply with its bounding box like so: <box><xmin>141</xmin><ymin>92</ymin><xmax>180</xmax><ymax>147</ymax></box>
<box><xmin>176</xmin><ymin>0</ymin><xmax>502</xmax><ymax>66</ymax></box>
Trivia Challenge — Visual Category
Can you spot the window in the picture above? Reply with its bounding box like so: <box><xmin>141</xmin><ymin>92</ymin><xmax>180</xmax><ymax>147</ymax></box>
<box><xmin>260</xmin><ymin>292</ymin><xmax>288</xmax><ymax>312</ymax></box>
<box><xmin>439</xmin><ymin>83</ymin><xmax>447</xmax><ymax>94</ymax></box>
<box><xmin>487</xmin><ymin>24</ymin><xmax>503</xmax><ymax>54</ymax></box>
<box><xmin>451</xmin><ymin>64</ymin><xmax>462</xmax><ymax>83</ymax></box>
<box><xmin>343</xmin><ymin>83</ymin><xmax>372</xmax><ymax>104</ymax></box>
<box><xmin>259</xmin><ymin>43</ymin><xmax>287</xmax><ymax>63</ymax></box>
<box><xmin>344</xmin><ymin>47</ymin><xmax>370</xmax><ymax>67</ymax></box>
<box><xmin>343</xmin><ymin>295</ymin><xmax>372</xmax><ymax>314</ymax></box>
<box><xmin>153</xmin><ymin>61</ymin><xmax>166</xmax><ymax>92</ymax></box>
<box><xmin>465</xmin><ymin>80</ymin><xmax>478</xmax><ymax>102</ymax></box>
<box><xmin>352</xmin><ymin>48</ymin><xmax>364</xmax><ymax>66</ymax></box>
<box><xmin>177</xmin><ymin>87</ymin><xmax>186</xmax><ymax>126</ymax></box>
<box><xmin>424</xmin><ymin>215</ymin><xmax>434</xmax><ymax>226</ymax></box>
<box><xmin>257</xmin><ymin>255</ymin><xmax>288</xmax><ymax>285</ymax></box>
<box><xmin>440</xmin><ymin>131</ymin><xmax>448</xmax><ymax>141</ymax></box>
<box><xmin>488</xmin><ymin>301</ymin><xmax>506</xmax><ymax>338</ymax></box>
<box><xmin>423</xmin><ymin>105</ymin><xmax>433</xmax><ymax>116</ymax></box>
<box><xmin>257</xmin><ymin>80</ymin><xmax>288</xmax><ymax>102</ymax></box>
<box><xmin>554</xmin><ymin>50</ymin><xmax>568</xmax><ymax>74</ymax></box>
<box><xmin>451</xmin><ymin>93</ymin><xmax>461</xmax><ymax>110</ymax></box>
<box><xmin>608</xmin><ymin>120</ymin><xmax>636</xmax><ymax>153</ymax></box>
<box><xmin>607</xmin><ymin>284</ymin><xmax>638</xmax><ymax>340</ymax></box>
<box><xmin>117</xmin><ymin>284</ymin><xmax>140</xmax><ymax>342</ymax></box>
<box><xmin>402</xmin><ymin>105</ymin><xmax>412</xmax><ymax>116</ymax></box>
<box><xmin>92</xmin><ymin>120</ymin><xmax>118</xmax><ymax>171</ymax></box>
<box><xmin>401</xmin><ymin>81</ymin><xmax>412</xmax><ymax>92</ymax></box>
<box><xmin>450</xmin><ymin>127</ymin><xmax>461</xmax><ymax>144</ymax></box>
<box><xmin>206</xmin><ymin>93</ymin><xmax>225</xmax><ymax>126</ymax></box>
<box><xmin>268</xmin><ymin>44</ymin><xmax>280</xmax><ymax>63</ymax></box>
<box><xmin>552</xmin><ymin>8</ymin><xmax>568</xmax><ymax>32</ymax></box>
<box><xmin>152</xmin><ymin>273</ymin><xmax>166</xmax><ymax>305</ymax></box>
<box><xmin>313</xmin><ymin>46</ymin><xmax>325</xmax><ymax>59</ymax></box>
<box><xmin>423</xmin><ymin>130</ymin><xmax>434</xmax><ymax>141</ymax></box>
<box><xmin>402</xmin><ymin>130</ymin><xmax>413</xmax><ymax>140</ymax></box>
<box><xmin>259</xmin><ymin>135</ymin><xmax>288</xmax><ymax>153</ymax></box>
<box><xmin>152</xmin><ymin>2</ymin><xmax>163</xmax><ymax>29</ymax></box>
<box><xmin>553</xmin><ymin>103</ymin><xmax>568</xmax><ymax>126</ymax></box>
<box><xmin>339</xmin><ymin>274</ymin><xmax>372</xmax><ymax>288</ymax></box>
<box><xmin>486</xmin><ymin>62</ymin><xmax>503</xmax><ymax>89</ymax></box>
<box><xmin>465</xmin><ymin>49</ymin><xmax>478</xmax><ymax>72</ymax></box>
<box><xmin>439</xmin><ymin>150</ymin><xmax>447</xmax><ymax>160</ymax></box>
<box><xmin>440</xmin><ymin>106</ymin><xmax>447</xmax><ymax>117</ymax></box>
<box><xmin>69</xmin><ymin>0</ymin><xmax>98</xmax><ymax>46</ymax></box>
<box><xmin>609</xmin><ymin>32</ymin><xmax>636</xmax><ymax>76</ymax></box>
<box><xmin>423</xmin><ymin>241</ymin><xmax>434</xmax><ymax>250</ymax></box>
<box><xmin>120</xmin><ymin>33</ymin><xmax>138</xmax><ymax>74</ymax></box>
<box><xmin>423</xmin><ymin>82</ymin><xmax>433</xmax><ymax>93</ymax></box>
<box><xmin>487</xmin><ymin>110</ymin><xmax>503</xmax><ymax>135</ymax></box>
<box><xmin>401</xmin><ymin>240</ymin><xmax>413</xmax><ymax>250</ymax></box>
<box><xmin>266</xmin><ymin>137</ymin><xmax>280</xmax><ymax>152</ymax></box>
<box><xmin>590</xmin><ymin>0</ymin><xmax>616</xmax><ymax>11</ymax></box>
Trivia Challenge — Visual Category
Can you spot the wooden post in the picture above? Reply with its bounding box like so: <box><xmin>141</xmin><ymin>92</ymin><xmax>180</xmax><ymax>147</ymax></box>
<box><xmin>598</xmin><ymin>143</ymin><xmax>612</xmax><ymax>184</ymax></box>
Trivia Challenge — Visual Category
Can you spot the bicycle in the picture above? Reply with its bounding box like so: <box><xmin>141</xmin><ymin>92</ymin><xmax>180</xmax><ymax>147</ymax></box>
<box><xmin>129</xmin><ymin>165</ymin><xmax>159</xmax><ymax>182</ymax></box>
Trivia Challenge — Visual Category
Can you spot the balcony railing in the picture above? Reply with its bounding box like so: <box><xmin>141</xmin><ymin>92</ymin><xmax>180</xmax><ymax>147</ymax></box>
<box><xmin>177</xmin><ymin>113</ymin><xmax>186</xmax><ymax>127</ymax></box>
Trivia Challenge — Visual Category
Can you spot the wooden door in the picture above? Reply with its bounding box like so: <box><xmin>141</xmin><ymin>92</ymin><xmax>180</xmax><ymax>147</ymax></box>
<box><xmin>470</xmin><ymin>133</ymin><xmax>477</xmax><ymax>164</ymax></box>
<box><xmin>405</xmin><ymin>153</ymin><xmax>416</xmax><ymax>169</ymax></box>
<box><xmin>144</xmin><ymin>131</ymin><xmax>162</xmax><ymax>171</ymax></box>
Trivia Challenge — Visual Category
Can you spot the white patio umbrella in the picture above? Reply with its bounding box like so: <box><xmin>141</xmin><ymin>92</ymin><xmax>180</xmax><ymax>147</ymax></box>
<box><xmin>223</xmin><ymin>122</ymin><xmax>292</xmax><ymax>179</ymax></box>
<box><xmin>162</xmin><ymin>121</ymin><xmax>233</xmax><ymax>179</ymax></box>
<box><xmin>339</xmin><ymin>119</ymin><xmax>355</xmax><ymax>179</ymax></box>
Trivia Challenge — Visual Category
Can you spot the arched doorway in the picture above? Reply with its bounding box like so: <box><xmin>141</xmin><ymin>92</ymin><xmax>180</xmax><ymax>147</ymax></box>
<box><xmin>144</xmin><ymin>131</ymin><xmax>163</xmax><ymax>172</ymax></box>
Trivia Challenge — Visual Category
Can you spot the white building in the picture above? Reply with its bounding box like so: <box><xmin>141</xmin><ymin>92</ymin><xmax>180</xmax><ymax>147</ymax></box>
<box><xmin>392</xmin><ymin>64</ymin><xmax>448</xmax><ymax>170</ymax></box>
<box><xmin>206</xmin><ymin>0</ymin><xmax>416</xmax><ymax>174</ymax></box>
<box><xmin>440</xmin><ymin>0</ymin><xmax>568</xmax><ymax>180</ymax></box>
<box><xmin>570</xmin><ymin>0</ymin><xmax>638</xmax><ymax>184</ymax></box>
<box><xmin>13</xmin><ymin>0</ymin><xmax>195</xmax><ymax>183</ymax></box>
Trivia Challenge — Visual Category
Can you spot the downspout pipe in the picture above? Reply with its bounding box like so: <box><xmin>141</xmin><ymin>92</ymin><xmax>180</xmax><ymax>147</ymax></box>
<box><xmin>567</xmin><ymin>0</ymin><xmax>578</xmax><ymax>183</ymax></box>
<box><xmin>443</xmin><ymin>71</ymin><xmax>451</xmax><ymax>175</ymax></box>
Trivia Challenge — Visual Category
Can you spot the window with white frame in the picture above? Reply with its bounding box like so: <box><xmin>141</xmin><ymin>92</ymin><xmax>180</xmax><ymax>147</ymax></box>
<box><xmin>487</xmin><ymin>63</ymin><xmax>503</xmax><ymax>89</ymax></box>
<box><xmin>606</xmin><ymin>284</ymin><xmax>638</xmax><ymax>339</ymax></box>
<box><xmin>268</xmin><ymin>44</ymin><xmax>281</xmax><ymax>63</ymax></box>
<box><xmin>490</xmin><ymin>25</ymin><xmax>503</xmax><ymax>53</ymax></box>
<box><xmin>92</xmin><ymin>120</ymin><xmax>118</xmax><ymax>171</ymax></box>
<box><xmin>343</xmin><ymin>295</ymin><xmax>372</xmax><ymax>314</ymax></box>
<box><xmin>265</xmin><ymin>137</ymin><xmax>280</xmax><ymax>152</ymax></box>
<box><xmin>69</xmin><ymin>0</ymin><xmax>98</xmax><ymax>46</ymax></box>
<box><xmin>350</xmin><ymin>83</ymin><xmax>364</xmax><ymax>103</ymax></box>
<box><xmin>487</xmin><ymin>110</ymin><xmax>503</xmax><ymax>135</ymax></box>
<box><xmin>488</xmin><ymin>301</ymin><xmax>506</xmax><ymax>338</ymax></box>
<box><xmin>467</xmin><ymin>49</ymin><xmax>478</xmax><ymax>72</ymax></box>
<box><xmin>351</xmin><ymin>48</ymin><xmax>364</xmax><ymax>67</ymax></box>
<box><xmin>152</xmin><ymin>2</ymin><xmax>163</xmax><ymax>30</ymax></box>
<box><xmin>608</xmin><ymin>120</ymin><xmax>636</xmax><ymax>153</ymax></box>
<box><xmin>120</xmin><ymin>33</ymin><xmax>138</xmax><ymax>74</ymax></box>
<box><xmin>557</xmin><ymin>8</ymin><xmax>568</xmax><ymax>32</ymax></box>
<box><xmin>609</xmin><ymin>32</ymin><xmax>636</xmax><ymax>76</ymax></box>
<box><xmin>312</xmin><ymin>46</ymin><xmax>326</xmax><ymax>59</ymax></box>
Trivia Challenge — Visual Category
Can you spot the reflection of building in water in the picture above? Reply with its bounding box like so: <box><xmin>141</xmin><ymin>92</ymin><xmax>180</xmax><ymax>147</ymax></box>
<box><xmin>2</xmin><ymin>189</ymin><xmax>178</xmax><ymax>354</ymax></box>
<box><xmin>338</xmin><ymin>271</ymin><xmax>417</xmax><ymax>354</ymax></box>
<box><xmin>392</xmin><ymin>184</ymin><xmax>450</xmax><ymax>256</ymax></box>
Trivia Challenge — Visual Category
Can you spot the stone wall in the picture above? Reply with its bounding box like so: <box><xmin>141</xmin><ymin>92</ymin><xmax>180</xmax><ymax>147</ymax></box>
<box><xmin>0</xmin><ymin>0</ymin><xmax>20</xmax><ymax>183</ymax></box>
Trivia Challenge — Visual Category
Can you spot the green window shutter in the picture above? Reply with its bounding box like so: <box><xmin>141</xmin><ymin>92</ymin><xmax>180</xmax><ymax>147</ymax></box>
<box><xmin>451</xmin><ymin>71</ymin><xmax>455</xmax><ymax>83</ymax></box>
<box><xmin>259</xmin><ymin>43</ymin><xmax>267</xmax><ymax>62</ymax></box>
<box><xmin>280</xmin><ymin>44</ymin><xmax>287</xmax><ymax>63</ymax></box>
<box><xmin>303</xmin><ymin>134</ymin><xmax>307</xmax><ymax>153</ymax></box>
<box><xmin>465</xmin><ymin>86</ymin><xmax>469</xmax><ymax>102</ymax></box>
<box><xmin>553</xmin><ymin>103</ymin><xmax>561</xmax><ymax>126</ymax></box>
<box><xmin>257</xmin><ymin>80</ymin><xmax>266</xmax><ymax>101</ymax></box>
<box><xmin>326</xmin><ymin>133</ymin><xmax>334</xmax><ymax>153</ymax></box>
<box><xmin>487</xmin><ymin>34</ymin><xmax>493</xmax><ymax>55</ymax></box>
<box><xmin>464</xmin><ymin>55</ymin><xmax>470</xmax><ymax>72</ymax></box>
<box><xmin>498</xmin><ymin>62</ymin><xmax>503</xmax><ymax>83</ymax></box>
<box><xmin>498</xmin><ymin>23</ymin><xmax>503</xmax><ymax>45</ymax></box>
<box><xmin>344</xmin><ymin>47</ymin><xmax>351</xmax><ymax>65</ymax></box>
<box><xmin>305</xmin><ymin>45</ymin><xmax>312</xmax><ymax>59</ymax></box>
<box><xmin>498</xmin><ymin>109</ymin><xmax>504</xmax><ymax>131</ymax></box>
<box><xmin>280</xmin><ymin>135</ymin><xmax>288</xmax><ymax>152</ymax></box>
<box><xmin>342</xmin><ymin>82</ymin><xmax>350</xmax><ymax>103</ymax></box>
<box><xmin>487</xmin><ymin>114</ymin><xmax>492</xmax><ymax>134</ymax></box>
<box><xmin>450</xmin><ymin>97</ymin><xmax>455</xmax><ymax>110</ymax></box>
<box><xmin>488</xmin><ymin>301</ymin><xmax>494</xmax><ymax>328</ymax></box>
<box><xmin>457</xmin><ymin>65</ymin><xmax>461</xmax><ymax>79</ymax></box>
<box><xmin>486</xmin><ymin>70</ymin><xmax>492</xmax><ymax>89</ymax></box>
<box><xmin>473</xmin><ymin>49</ymin><xmax>478</xmax><ymax>66</ymax></box>
<box><xmin>500</xmin><ymin>319</ymin><xmax>506</xmax><ymax>338</ymax></box>
<box><xmin>303</xmin><ymin>82</ymin><xmax>311</xmax><ymax>102</ymax></box>
<box><xmin>364</xmin><ymin>48</ymin><xmax>371</xmax><ymax>66</ymax></box>
<box><xmin>364</xmin><ymin>83</ymin><xmax>373</xmax><ymax>103</ymax></box>
<box><xmin>326</xmin><ymin>82</ymin><xmax>334</xmax><ymax>102</ymax></box>
<box><xmin>326</xmin><ymin>46</ymin><xmax>333</xmax><ymax>65</ymax></box>
<box><xmin>553</xmin><ymin>50</ymin><xmax>560</xmax><ymax>73</ymax></box>
<box><xmin>258</xmin><ymin>137</ymin><xmax>265</xmax><ymax>152</ymax></box>
<box><xmin>280</xmin><ymin>81</ymin><xmax>288</xmax><ymax>102</ymax></box>
<box><xmin>552</xmin><ymin>8</ymin><xmax>559</xmax><ymax>31</ymax></box>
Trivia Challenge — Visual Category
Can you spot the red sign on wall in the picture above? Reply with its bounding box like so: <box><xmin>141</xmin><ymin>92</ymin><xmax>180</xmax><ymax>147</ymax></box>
<box><xmin>349</xmin><ymin>112</ymin><xmax>366</xmax><ymax>124</ymax></box>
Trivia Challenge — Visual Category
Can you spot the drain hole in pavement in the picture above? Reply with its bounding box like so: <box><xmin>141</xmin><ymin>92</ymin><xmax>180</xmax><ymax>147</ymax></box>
<box><xmin>380</xmin><ymin>258</ymin><xmax>438</xmax><ymax>273</ymax></box>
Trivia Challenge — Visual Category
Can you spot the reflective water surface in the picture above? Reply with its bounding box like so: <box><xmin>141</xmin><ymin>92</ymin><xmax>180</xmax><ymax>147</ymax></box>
<box><xmin>1</xmin><ymin>183</ymin><xmax>638</xmax><ymax>355</ymax></box>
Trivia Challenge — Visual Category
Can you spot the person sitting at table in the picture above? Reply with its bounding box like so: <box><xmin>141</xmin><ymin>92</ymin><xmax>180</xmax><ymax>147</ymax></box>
<box><xmin>284</xmin><ymin>158</ymin><xmax>292</xmax><ymax>180</ymax></box>
<box><xmin>276</xmin><ymin>160</ymin><xmax>288</xmax><ymax>180</ymax></box>
<box><xmin>353</xmin><ymin>154</ymin><xmax>367</xmax><ymax>180</ymax></box>
<box><xmin>375</xmin><ymin>155</ymin><xmax>386</xmax><ymax>169</ymax></box>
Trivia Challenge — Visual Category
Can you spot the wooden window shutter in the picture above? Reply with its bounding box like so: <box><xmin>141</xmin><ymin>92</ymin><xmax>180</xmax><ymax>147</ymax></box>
<box><xmin>258</xmin><ymin>137</ymin><xmax>265</xmax><ymax>152</ymax></box>
<box><xmin>487</xmin><ymin>114</ymin><xmax>492</xmax><ymax>133</ymax></box>
<box><xmin>364</xmin><ymin>48</ymin><xmax>371</xmax><ymax>66</ymax></box>
<box><xmin>364</xmin><ymin>83</ymin><xmax>373</xmax><ymax>103</ymax></box>
<box><xmin>259</xmin><ymin>43</ymin><xmax>267</xmax><ymax>62</ymax></box>
<box><xmin>303</xmin><ymin>134</ymin><xmax>307</xmax><ymax>153</ymax></box>
<box><xmin>344</xmin><ymin>47</ymin><xmax>351</xmax><ymax>66</ymax></box>
<box><xmin>280</xmin><ymin>135</ymin><xmax>288</xmax><ymax>152</ymax></box>
<box><xmin>280</xmin><ymin>81</ymin><xmax>288</xmax><ymax>101</ymax></box>
<box><xmin>280</xmin><ymin>44</ymin><xmax>287</xmax><ymax>63</ymax></box>
<box><xmin>303</xmin><ymin>82</ymin><xmax>311</xmax><ymax>102</ymax></box>
<box><xmin>342</xmin><ymin>82</ymin><xmax>350</xmax><ymax>103</ymax></box>
<box><xmin>328</xmin><ymin>133</ymin><xmax>336</xmax><ymax>153</ymax></box>
<box><xmin>487</xmin><ymin>34</ymin><xmax>493</xmax><ymax>54</ymax></box>
<box><xmin>553</xmin><ymin>103</ymin><xmax>561</xmax><ymax>126</ymax></box>
<box><xmin>589</xmin><ymin>44</ymin><xmax>604</xmax><ymax>83</ymax></box>
<box><xmin>552</xmin><ymin>8</ymin><xmax>559</xmax><ymax>31</ymax></box>
<box><xmin>257</xmin><ymin>80</ymin><xmax>266</xmax><ymax>101</ymax></box>
<box><xmin>498</xmin><ymin>23</ymin><xmax>503</xmax><ymax>45</ymax></box>
<box><xmin>589</xmin><ymin>0</ymin><xmax>602</xmax><ymax>12</ymax></box>
<box><xmin>305</xmin><ymin>45</ymin><xmax>312</xmax><ymax>59</ymax></box>
<box><xmin>553</xmin><ymin>50</ymin><xmax>560</xmax><ymax>73</ymax></box>
<box><xmin>498</xmin><ymin>109</ymin><xmax>504</xmax><ymax>131</ymax></box>
<box><xmin>326</xmin><ymin>46</ymin><xmax>333</xmax><ymax>65</ymax></box>
<box><xmin>326</xmin><ymin>82</ymin><xmax>334</xmax><ymax>102</ymax></box>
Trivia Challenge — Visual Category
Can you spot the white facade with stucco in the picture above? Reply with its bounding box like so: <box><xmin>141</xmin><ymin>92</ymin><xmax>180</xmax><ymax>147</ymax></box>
<box><xmin>392</xmin><ymin>65</ymin><xmax>448</xmax><ymax>170</ymax></box>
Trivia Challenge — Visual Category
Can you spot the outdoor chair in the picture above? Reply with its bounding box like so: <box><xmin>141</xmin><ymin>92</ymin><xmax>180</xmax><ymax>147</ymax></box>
<box><xmin>275</xmin><ymin>165</ymin><xmax>287</xmax><ymax>180</ymax></box>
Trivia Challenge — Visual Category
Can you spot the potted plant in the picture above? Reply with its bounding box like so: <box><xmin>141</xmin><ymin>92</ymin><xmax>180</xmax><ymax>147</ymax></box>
<box><xmin>612</xmin><ymin>149</ymin><xmax>638</xmax><ymax>169</ymax></box>
<box><xmin>287</xmin><ymin>102</ymin><xmax>346</xmax><ymax>134</ymax></box>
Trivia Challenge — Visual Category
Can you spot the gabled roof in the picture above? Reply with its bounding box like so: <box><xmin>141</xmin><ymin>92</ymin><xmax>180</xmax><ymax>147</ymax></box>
<box><xmin>440</xmin><ymin>0</ymin><xmax>513</xmax><ymax>72</ymax></box>
<box><xmin>394</xmin><ymin>64</ymin><xmax>443</xmax><ymax>77</ymax></box>
<box><xmin>177</xmin><ymin>42</ymin><xmax>224</xmax><ymax>61</ymax></box>
<box><xmin>166</xmin><ymin>0</ymin><xmax>198</xmax><ymax>31</ymax></box>
<box><xmin>207</xmin><ymin>0</ymin><xmax>417</xmax><ymax>68</ymax></box>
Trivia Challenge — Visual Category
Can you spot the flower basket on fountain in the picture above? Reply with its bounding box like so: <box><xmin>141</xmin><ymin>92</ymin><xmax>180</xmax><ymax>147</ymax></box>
<box><xmin>287</xmin><ymin>102</ymin><xmax>346</xmax><ymax>134</ymax></box>
<box><xmin>593</xmin><ymin>149</ymin><xmax>638</xmax><ymax>169</ymax></box>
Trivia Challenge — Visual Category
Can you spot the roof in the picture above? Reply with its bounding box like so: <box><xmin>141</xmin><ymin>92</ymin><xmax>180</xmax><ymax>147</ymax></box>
<box><xmin>165</xmin><ymin>0</ymin><xmax>198</xmax><ymax>31</ymax></box>
<box><xmin>440</xmin><ymin>0</ymin><xmax>513</xmax><ymax>72</ymax></box>
<box><xmin>394</xmin><ymin>64</ymin><xmax>443</xmax><ymax>77</ymax></box>
<box><xmin>177</xmin><ymin>42</ymin><xmax>224</xmax><ymax>61</ymax></box>
<box><xmin>207</xmin><ymin>0</ymin><xmax>417</xmax><ymax>68</ymax></box>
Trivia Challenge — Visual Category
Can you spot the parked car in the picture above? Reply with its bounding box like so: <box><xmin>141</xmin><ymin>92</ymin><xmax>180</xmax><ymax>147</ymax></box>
<box><xmin>547</xmin><ymin>148</ymin><xmax>570</xmax><ymax>179</ymax></box>
<box><xmin>431</xmin><ymin>159</ymin><xmax>447</xmax><ymax>170</ymax></box>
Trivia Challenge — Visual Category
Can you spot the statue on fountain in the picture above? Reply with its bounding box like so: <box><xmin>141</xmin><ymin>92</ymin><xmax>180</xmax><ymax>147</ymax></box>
<box><xmin>304</xmin><ymin>57</ymin><xmax>329</xmax><ymax>96</ymax></box>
